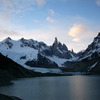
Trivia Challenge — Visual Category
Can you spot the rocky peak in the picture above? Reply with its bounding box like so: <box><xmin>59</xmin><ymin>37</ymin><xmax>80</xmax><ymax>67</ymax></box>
<box><xmin>52</xmin><ymin>38</ymin><xmax>68</xmax><ymax>52</ymax></box>
<box><xmin>79</xmin><ymin>33</ymin><xmax>100</xmax><ymax>60</ymax></box>
<box><xmin>52</xmin><ymin>37</ymin><xmax>59</xmax><ymax>49</ymax></box>
<box><xmin>88</xmin><ymin>33</ymin><xmax>100</xmax><ymax>49</ymax></box>
<box><xmin>20</xmin><ymin>38</ymin><xmax>37</xmax><ymax>49</ymax></box>
<box><xmin>6</xmin><ymin>37</ymin><xmax>12</xmax><ymax>40</ymax></box>
<box><xmin>54</xmin><ymin>37</ymin><xmax>58</xmax><ymax>44</ymax></box>
<box><xmin>20</xmin><ymin>38</ymin><xmax>27</xmax><ymax>43</ymax></box>
<box><xmin>91</xmin><ymin>33</ymin><xmax>100</xmax><ymax>49</ymax></box>
<box><xmin>19</xmin><ymin>38</ymin><xmax>48</xmax><ymax>51</ymax></box>
<box><xmin>48</xmin><ymin>37</ymin><xmax>76</xmax><ymax>59</ymax></box>
<box><xmin>94</xmin><ymin>32</ymin><xmax>100</xmax><ymax>43</ymax></box>
<box><xmin>1</xmin><ymin>37</ymin><xmax>13</xmax><ymax>49</ymax></box>
<box><xmin>98</xmin><ymin>32</ymin><xmax>100</xmax><ymax>36</ymax></box>
<box><xmin>63</xmin><ymin>44</ymin><xmax>68</xmax><ymax>51</ymax></box>
<box><xmin>71</xmin><ymin>49</ymin><xmax>74</xmax><ymax>53</ymax></box>
<box><xmin>3</xmin><ymin>37</ymin><xmax>12</xmax><ymax>42</ymax></box>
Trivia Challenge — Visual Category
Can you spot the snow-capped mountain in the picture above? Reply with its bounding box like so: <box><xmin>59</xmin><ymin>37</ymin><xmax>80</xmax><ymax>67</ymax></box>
<box><xmin>0</xmin><ymin>33</ymin><xmax>100</xmax><ymax>74</ymax></box>
<box><xmin>0</xmin><ymin>37</ymin><xmax>77</xmax><ymax>73</ymax></box>
<box><xmin>79</xmin><ymin>33</ymin><xmax>100</xmax><ymax>60</ymax></box>
<box><xmin>78</xmin><ymin>32</ymin><xmax>100</xmax><ymax>73</ymax></box>
<box><xmin>63</xmin><ymin>33</ymin><xmax>100</xmax><ymax>74</ymax></box>
<box><xmin>42</xmin><ymin>37</ymin><xmax>77</xmax><ymax>59</ymax></box>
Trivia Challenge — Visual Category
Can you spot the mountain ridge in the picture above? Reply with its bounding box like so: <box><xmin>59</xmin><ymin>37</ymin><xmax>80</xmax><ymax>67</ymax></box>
<box><xmin>63</xmin><ymin>32</ymin><xmax>100</xmax><ymax>74</ymax></box>
<box><xmin>0</xmin><ymin>37</ymin><xmax>77</xmax><ymax>71</ymax></box>
<box><xmin>0</xmin><ymin>32</ymin><xmax>100</xmax><ymax>74</ymax></box>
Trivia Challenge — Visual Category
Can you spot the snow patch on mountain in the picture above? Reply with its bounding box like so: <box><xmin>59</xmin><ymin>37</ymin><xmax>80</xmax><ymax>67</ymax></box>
<box><xmin>88</xmin><ymin>62</ymin><xmax>98</xmax><ymax>71</ymax></box>
<box><xmin>47</xmin><ymin>56</ymin><xmax>67</xmax><ymax>67</ymax></box>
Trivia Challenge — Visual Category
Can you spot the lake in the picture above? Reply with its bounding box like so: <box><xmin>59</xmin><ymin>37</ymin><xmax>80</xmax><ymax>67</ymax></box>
<box><xmin>0</xmin><ymin>75</ymin><xmax>100</xmax><ymax>100</ymax></box>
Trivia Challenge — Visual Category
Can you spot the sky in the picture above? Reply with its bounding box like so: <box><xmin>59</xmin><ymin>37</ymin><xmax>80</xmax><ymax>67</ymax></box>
<box><xmin>0</xmin><ymin>0</ymin><xmax>100</xmax><ymax>52</ymax></box>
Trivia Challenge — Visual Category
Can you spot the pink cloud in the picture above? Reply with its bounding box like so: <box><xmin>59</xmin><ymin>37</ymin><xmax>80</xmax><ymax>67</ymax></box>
<box><xmin>34</xmin><ymin>19</ymin><xmax>39</xmax><ymax>23</ymax></box>
<box><xmin>36</xmin><ymin>0</ymin><xmax>45</xmax><ymax>6</ymax></box>
<box><xmin>68</xmin><ymin>24</ymin><xmax>87</xmax><ymax>37</ymax></box>
<box><xmin>46</xmin><ymin>16</ymin><xmax>55</xmax><ymax>23</ymax></box>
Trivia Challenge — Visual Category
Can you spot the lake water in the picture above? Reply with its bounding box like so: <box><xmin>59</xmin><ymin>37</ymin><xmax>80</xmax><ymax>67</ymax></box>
<box><xmin>0</xmin><ymin>75</ymin><xmax>100</xmax><ymax>100</ymax></box>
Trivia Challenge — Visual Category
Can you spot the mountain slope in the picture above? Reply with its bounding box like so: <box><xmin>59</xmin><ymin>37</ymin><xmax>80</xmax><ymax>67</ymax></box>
<box><xmin>79</xmin><ymin>33</ymin><xmax>100</xmax><ymax>60</ymax></box>
<box><xmin>0</xmin><ymin>37</ymin><xmax>77</xmax><ymax>70</ymax></box>
<box><xmin>0</xmin><ymin>53</ymin><xmax>41</xmax><ymax>86</ymax></box>
<box><xmin>25</xmin><ymin>53</ymin><xmax>58</xmax><ymax>68</ymax></box>
<box><xmin>42</xmin><ymin>37</ymin><xmax>77</xmax><ymax>59</ymax></box>
<box><xmin>63</xmin><ymin>33</ymin><xmax>100</xmax><ymax>74</ymax></box>
<box><xmin>0</xmin><ymin>52</ymin><xmax>63</xmax><ymax>86</ymax></box>
<box><xmin>0</xmin><ymin>33</ymin><xmax>100</xmax><ymax>74</ymax></box>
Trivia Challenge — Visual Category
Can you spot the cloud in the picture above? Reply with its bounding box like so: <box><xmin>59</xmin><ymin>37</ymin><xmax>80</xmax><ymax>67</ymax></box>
<box><xmin>46</xmin><ymin>9</ymin><xmax>55</xmax><ymax>23</ymax></box>
<box><xmin>5</xmin><ymin>8</ymin><xmax>22</xmax><ymax>14</ymax></box>
<box><xmin>0</xmin><ymin>0</ymin><xmax>45</xmax><ymax>14</ymax></box>
<box><xmin>68</xmin><ymin>24</ymin><xmax>87</xmax><ymax>37</ymax></box>
<box><xmin>67</xmin><ymin>23</ymin><xmax>98</xmax><ymax>52</ymax></box>
<box><xmin>0</xmin><ymin>0</ymin><xmax>23</xmax><ymax>13</ymax></box>
<box><xmin>0</xmin><ymin>12</ymin><xmax>10</xmax><ymax>24</ymax></box>
<box><xmin>19</xmin><ymin>29</ymin><xmax>56</xmax><ymax>43</ymax></box>
<box><xmin>0</xmin><ymin>27</ymin><xmax>20</xmax><ymax>35</ymax></box>
<box><xmin>72</xmin><ymin>38</ymin><xmax>80</xmax><ymax>42</ymax></box>
<box><xmin>0</xmin><ymin>28</ymin><xmax>21</xmax><ymax>41</ymax></box>
<box><xmin>0</xmin><ymin>23</ymin><xmax>98</xmax><ymax>53</ymax></box>
<box><xmin>46</xmin><ymin>16</ymin><xmax>55</xmax><ymax>23</ymax></box>
<box><xmin>34</xmin><ymin>19</ymin><xmax>39</xmax><ymax>23</ymax></box>
<box><xmin>36</xmin><ymin>0</ymin><xmax>45</xmax><ymax>6</ymax></box>
<box><xmin>48</xmin><ymin>9</ymin><xmax>55</xmax><ymax>16</ymax></box>
<box><xmin>0</xmin><ymin>0</ymin><xmax>45</xmax><ymax>29</ymax></box>
<box><xmin>96</xmin><ymin>0</ymin><xmax>100</xmax><ymax>6</ymax></box>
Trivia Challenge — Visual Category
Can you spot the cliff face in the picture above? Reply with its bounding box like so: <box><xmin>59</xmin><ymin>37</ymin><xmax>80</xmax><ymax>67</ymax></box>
<box><xmin>43</xmin><ymin>37</ymin><xmax>76</xmax><ymax>59</ymax></box>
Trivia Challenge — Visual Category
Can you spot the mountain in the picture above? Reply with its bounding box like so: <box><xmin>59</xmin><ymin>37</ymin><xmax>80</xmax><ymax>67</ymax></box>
<box><xmin>42</xmin><ymin>37</ymin><xmax>77</xmax><ymax>59</ymax></box>
<box><xmin>63</xmin><ymin>33</ymin><xmax>100</xmax><ymax>74</ymax></box>
<box><xmin>0</xmin><ymin>52</ymin><xmax>43</xmax><ymax>86</ymax></box>
<box><xmin>0</xmin><ymin>37</ymin><xmax>77</xmax><ymax>73</ymax></box>
<box><xmin>79</xmin><ymin>33</ymin><xmax>100</xmax><ymax>60</ymax></box>
<box><xmin>25</xmin><ymin>53</ymin><xmax>59</xmax><ymax>68</ymax></box>
<box><xmin>1</xmin><ymin>33</ymin><xmax>99</xmax><ymax>74</ymax></box>
<box><xmin>0</xmin><ymin>52</ymin><xmax>64</xmax><ymax>86</ymax></box>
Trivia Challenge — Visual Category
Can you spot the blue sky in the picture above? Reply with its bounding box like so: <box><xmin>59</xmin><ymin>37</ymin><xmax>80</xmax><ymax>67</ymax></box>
<box><xmin>0</xmin><ymin>0</ymin><xmax>100</xmax><ymax>52</ymax></box>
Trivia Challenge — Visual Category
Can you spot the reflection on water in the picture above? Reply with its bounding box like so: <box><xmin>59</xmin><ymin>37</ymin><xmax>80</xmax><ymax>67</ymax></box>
<box><xmin>0</xmin><ymin>76</ymin><xmax>100</xmax><ymax>100</ymax></box>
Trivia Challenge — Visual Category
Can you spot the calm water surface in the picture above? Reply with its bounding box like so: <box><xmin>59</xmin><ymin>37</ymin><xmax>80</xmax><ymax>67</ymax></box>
<box><xmin>0</xmin><ymin>75</ymin><xmax>100</xmax><ymax>100</ymax></box>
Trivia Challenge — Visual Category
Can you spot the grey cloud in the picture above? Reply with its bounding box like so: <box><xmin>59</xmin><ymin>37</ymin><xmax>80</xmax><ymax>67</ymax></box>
<box><xmin>0</xmin><ymin>29</ymin><xmax>20</xmax><ymax>36</ymax></box>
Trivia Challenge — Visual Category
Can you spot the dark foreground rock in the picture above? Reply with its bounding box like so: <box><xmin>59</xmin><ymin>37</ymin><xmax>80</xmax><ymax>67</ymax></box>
<box><xmin>0</xmin><ymin>93</ymin><xmax>23</xmax><ymax>100</ymax></box>
<box><xmin>0</xmin><ymin>79</ymin><xmax>13</xmax><ymax>86</ymax></box>
<box><xmin>0</xmin><ymin>53</ymin><xmax>44</xmax><ymax>86</ymax></box>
